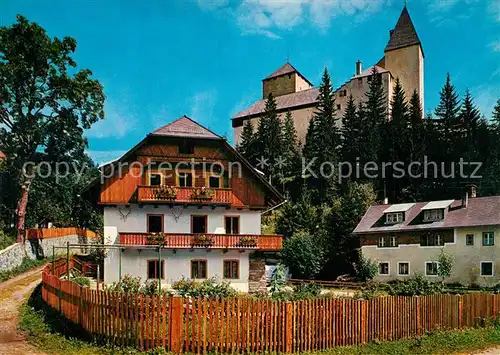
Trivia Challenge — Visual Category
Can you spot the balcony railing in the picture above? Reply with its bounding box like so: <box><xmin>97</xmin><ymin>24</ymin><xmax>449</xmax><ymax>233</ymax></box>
<box><xmin>119</xmin><ymin>233</ymin><xmax>283</xmax><ymax>251</ymax></box>
<box><xmin>137</xmin><ymin>186</ymin><xmax>233</xmax><ymax>204</ymax></box>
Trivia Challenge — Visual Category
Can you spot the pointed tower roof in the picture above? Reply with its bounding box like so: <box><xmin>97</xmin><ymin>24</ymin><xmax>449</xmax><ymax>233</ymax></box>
<box><xmin>385</xmin><ymin>6</ymin><xmax>422</xmax><ymax>53</ymax></box>
<box><xmin>264</xmin><ymin>62</ymin><xmax>313</xmax><ymax>86</ymax></box>
<box><xmin>150</xmin><ymin>115</ymin><xmax>221</xmax><ymax>140</ymax></box>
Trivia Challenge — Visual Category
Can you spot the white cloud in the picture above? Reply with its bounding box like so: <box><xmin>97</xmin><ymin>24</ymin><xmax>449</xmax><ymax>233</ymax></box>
<box><xmin>472</xmin><ymin>84</ymin><xmax>500</xmax><ymax>120</ymax></box>
<box><xmin>86</xmin><ymin>150</ymin><xmax>127</xmax><ymax>166</ymax></box>
<box><xmin>86</xmin><ymin>98</ymin><xmax>137</xmax><ymax>138</ymax></box>
<box><xmin>197</xmin><ymin>0</ymin><xmax>229</xmax><ymax>11</ymax></box>
<box><xmin>198</xmin><ymin>0</ymin><xmax>390</xmax><ymax>38</ymax></box>
<box><xmin>489</xmin><ymin>0</ymin><xmax>500</xmax><ymax>22</ymax></box>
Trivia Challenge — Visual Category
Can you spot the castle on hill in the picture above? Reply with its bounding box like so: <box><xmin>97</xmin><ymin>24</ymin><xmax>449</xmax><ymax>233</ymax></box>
<box><xmin>232</xmin><ymin>6</ymin><xmax>424</xmax><ymax>145</ymax></box>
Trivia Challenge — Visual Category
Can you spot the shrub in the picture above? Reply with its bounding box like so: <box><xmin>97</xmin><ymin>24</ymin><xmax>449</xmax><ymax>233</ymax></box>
<box><xmin>437</xmin><ymin>249</ymin><xmax>454</xmax><ymax>284</ymax></box>
<box><xmin>387</xmin><ymin>273</ymin><xmax>444</xmax><ymax>296</ymax></box>
<box><xmin>104</xmin><ymin>274</ymin><xmax>142</xmax><ymax>293</ymax></box>
<box><xmin>72</xmin><ymin>276</ymin><xmax>91</xmax><ymax>287</ymax></box>
<box><xmin>0</xmin><ymin>228</ymin><xmax>15</xmax><ymax>251</ymax></box>
<box><xmin>172</xmin><ymin>277</ymin><xmax>236</xmax><ymax>298</ymax></box>
<box><xmin>269</xmin><ymin>264</ymin><xmax>287</xmax><ymax>294</ymax></box>
<box><xmin>281</xmin><ymin>230</ymin><xmax>325</xmax><ymax>279</ymax></box>
<box><xmin>353</xmin><ymin>250</ymin><xmax>378</xmax><ymax>281</ymax></box>
<box><xmin>293</xmin><ymin>282</ymin><xmax>322</xmax><ymax>300</ymax></box>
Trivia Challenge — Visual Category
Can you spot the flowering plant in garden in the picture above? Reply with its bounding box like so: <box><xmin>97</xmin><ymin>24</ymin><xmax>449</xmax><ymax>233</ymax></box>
<box><xmin>237</xmin><ymin>236</ymin><xmax>257</xmax><ymax>247</ymax></box>
<box><xmin>154</xmin><ymin>186</ymin><xmax>177</xmax><ymax>200</ymax></box>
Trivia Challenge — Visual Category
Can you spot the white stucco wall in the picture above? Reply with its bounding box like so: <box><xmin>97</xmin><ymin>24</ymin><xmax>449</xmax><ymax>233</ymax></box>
<box><xmin>104</xmin><ymin>248</ymin><xmax>250</xmax><ymax>292</ymax></box>
<box><xmin>103</xmin><ymin>205</ymin><xmax>261</xmax><ymax>292</ymax></box>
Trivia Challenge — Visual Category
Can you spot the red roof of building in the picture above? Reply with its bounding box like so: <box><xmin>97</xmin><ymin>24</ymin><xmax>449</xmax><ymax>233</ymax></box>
<box><xmin>353</xmin><ymin>196</ymin><xmax>500</xmax><ymax>234</ymax></box>
<box><xmin>151</xmin><ymin>115</ymin><xmax>221</xmax><ymax>139</ymax></box>
<box><xmin>233</xmin><ymin>87</ymin><xmax>320</xmax><ymax>119</ymax></box>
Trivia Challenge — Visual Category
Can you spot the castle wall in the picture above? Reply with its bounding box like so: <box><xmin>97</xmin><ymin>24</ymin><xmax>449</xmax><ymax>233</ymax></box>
<box><xmin>383</xmin><ymin>45</ymin><xmax>424</xmax><ymax>113</ymax></box>
<box><xmin>295</xmin><ymin>75</ymin><xmax>312</xmax><ymax>93</ymax></box>
<box><xmin>263</xmin><ymin>74</ymin><xmax>296</xmax><ymax>98</ymax></box>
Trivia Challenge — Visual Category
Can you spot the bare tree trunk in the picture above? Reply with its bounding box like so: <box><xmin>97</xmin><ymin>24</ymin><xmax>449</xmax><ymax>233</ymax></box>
<box><xmin>16</xmin><ymin>178</ymin><xmax>31</xmax><ymax>243</ymax></box>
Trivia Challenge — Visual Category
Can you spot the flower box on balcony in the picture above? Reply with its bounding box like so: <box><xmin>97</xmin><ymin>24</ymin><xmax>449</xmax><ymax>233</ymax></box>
<box><xmin>190</xmin><ymin>187</ymin><xmax>215</xmax><ymax>200</ymax></box>
<box><xmin>146</xmin><ymin>233</ymin><xmax>166</xmax><ymax>245</ymax></box>
<box><xmin>192</xmin><ymin>235</ymin><xmax>214</xmax><ymax>247</ymax></box>
<box><xmin>153</xmin><ymin>186</ymin><xmax>178</xmax><ymax>200</ymax></box>
<box><xmin>237</xmin><ymin>236</ymin><xmax>257</xmax><ymax>247</ymax></box>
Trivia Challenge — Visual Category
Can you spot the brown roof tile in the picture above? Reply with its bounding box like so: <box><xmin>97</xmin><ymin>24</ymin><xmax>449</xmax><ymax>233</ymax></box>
<box><xmin>385</xmin><ymin>6</ymin><xmax>422</xmax><ymax>53</ymax></box>
<box><xmin>232</xmin><ymin>87</ymin><xmax>320</xmax><ymax>119</ymax></box>
<box><xmin>151</xmin><ymin>115</ymin><xmax>221</xmax><ymax>139</ymax></box>
<box><xmin>353</xmin><ymin>196</ymin><xmax>500</xmax><ymax>234</ymax></box>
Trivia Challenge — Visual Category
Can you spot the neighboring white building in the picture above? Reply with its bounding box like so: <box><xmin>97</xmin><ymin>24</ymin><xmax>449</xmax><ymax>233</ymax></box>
<box><xmin>92</xmin><ymin>116</ymin><xmax>283</xmax><ymax>293</ymax></box>
<box><xmin>353</xmin><ymin>187</ymin><xmax>500</xmax><ymax>287</ymax></box>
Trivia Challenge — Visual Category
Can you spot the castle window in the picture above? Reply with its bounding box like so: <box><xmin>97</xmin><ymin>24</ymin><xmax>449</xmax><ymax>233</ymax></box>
<box><xmin>336</xmin><ymin>104</ymin><xmax>341</xmax><ymax>110</ymax></box>
<box><xmin>339</xmin><ymin>89</ymin><xmax>347</xmax><ymax>97</ymax></box>
<box><xmin>367</xmin><ymin>75</ymin><xmax>372</xmax><ymax>82</ymax></box>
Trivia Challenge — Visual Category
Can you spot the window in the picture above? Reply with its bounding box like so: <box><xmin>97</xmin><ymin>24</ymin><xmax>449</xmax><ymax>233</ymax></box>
<box><xmin>178</xmin><ymin>172</ymin><xmax>193</xmax><ymax>187</ymax></box>
<box><xmin>367</xmin><ymin>75</ymin><xmax>372</xmax><ymax>82</ymax></box>
<box><xmin>225</xmin><ymin>216</ymin><xmax>239</xmax><ymax>234</ymax></box>
<box><xmin>336</xmin><ymin>104</ymin><xmax>341</xmax><ymax>110</ymax></box>
<box><xmin>378</xmin><ymin>236</ymin><xmax>397</xmax><ymax>248</ymax></box>
<box><xmin>425</xmin><ymin>261</ymin><xmax>439</xmax><ymax>276</ymax></box>
<box><xmin>420</xmin><ymin>233</ymin><xmax>443</xmax><ymax>246</ymax></box>
<box><xmin>398</xmin><ymin>262</ymin><xmax>410</xmax><ymax>276</ymax></box>
<box><xmin>223</xmin><ymin>260</ymin><xmax>239</xmax><ymax>279</ymax></box>
<box><xmin>147</xmin><ymin>260</ymin><xmax>165</xmax><ymax>279</ymax></box>
<box><xmin>423</xmin><ymin>209</ymin><xmax>444</xmax><ymax>222</ymax></box>
<box><xmin>191</xmin><ymin>215</ymin><xmax>207</xmax><ymax>234</ymax></box>
<box><xmin>481</xmin><ymin>262</ymin><xmax>494</xmax><ymax>276</ymax></box>
<box><xmin>483</xmin><ymin>232</ymin><xmax>495</xmax><ymax>246</ymax></box>
<box><xmin>147</xmin><ymin>214</ymin><xmax>163</xmax><ymax>233</ymax></box>
<box><xmin>209</xmin><ymin>175</ymin><xmax>221</xmax><ymax>188</ymax></box>
<box><xmin>191</xmin><ymin>260</ymin><xmax>207</xmax><ymax>279</ymax></box>
<box><xmin>378</xmin><ymin>262</ymin><xmax>389</xmax><ymax>275</ymax></box>
<box><xmin>466</xmin><ymin>234</ymin><xmax>474</xmax><ymax>246</ymax></box>
<box><xmin>150</xmin><ymin>173</ymin><xmax>162</xmax><ymax>186</ymax></box>
<box><xmin>386</xmin><ymin>212</ymin><xmax>403</xmax><ymax>224</ymax></box>
<box><xmin>179</xmin><ymin>141</ymin><xmax>194</xmax><ymax>154</ymax></box>
<box><xmin>339</xmin><ymin>89</ymin><xmax>347</xmax><ymax>97</ymax></box>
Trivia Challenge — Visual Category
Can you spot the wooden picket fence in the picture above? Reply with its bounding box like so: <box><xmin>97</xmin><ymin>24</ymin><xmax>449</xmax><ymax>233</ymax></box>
<box><xmin>26</xmin><ymin>227</ymin><xmax>99</xmax><ymax>240</ymax></box>
<box><xmin>42</xmin><ymin>258</ymin><xmax>500</xmax><ymax>353</ymax></box>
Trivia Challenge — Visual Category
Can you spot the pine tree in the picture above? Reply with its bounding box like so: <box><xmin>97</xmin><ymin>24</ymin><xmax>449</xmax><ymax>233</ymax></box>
<box><xmin>340</xmin><ymin>95</ymin><xmax>361</xmax><ymax>181</ymax></box>
<box><xmin>237</xmin><ymin>120</ymin><xmax>257</xmax><ymax>165</ymax></box>
<box><xmin>280</xmin><ymin>111</ymin><xmax>302</xmax><ymax>198</ymax></box>
<box><xmin>306</xmin><ymin>68</ymin><xmax>340</xmax><ymax>203</ymax></box>
<box><xmin>434</xmin><ymin>73</ymin><xmax>461</xmax><ymax>158</ymax></box>
<box><xmin>492</xmin><ymin>99</ymin><xmax>500</xmax><ymax>132</ymax></box>
<box><xmin>459</xmin><ymin>89</ymin><xmax>481</xmax><ymax>162</ymax></box>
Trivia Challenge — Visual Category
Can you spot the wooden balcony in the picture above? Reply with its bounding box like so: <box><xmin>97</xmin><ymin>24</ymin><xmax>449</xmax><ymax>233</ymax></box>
<box><xmin>137</xmin><ymin>185</ymin><xmax>233</xmax><ymax>205</ymax></box>
<box><xmin>119</xmin><ymin>233</ymin><xmax>283</xmax><ymax>251</ymax></box>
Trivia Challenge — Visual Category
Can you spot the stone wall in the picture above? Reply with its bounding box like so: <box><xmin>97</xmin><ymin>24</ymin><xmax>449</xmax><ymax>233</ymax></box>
<box><xmin>248</xmin><ymin>253</ymin><xmax>267</xmax><ymax>294</ymax></box>
<box><xmin>0</xmin><ymin>234</ymin><xmax>91</xmax><ymax>272</ymax></box>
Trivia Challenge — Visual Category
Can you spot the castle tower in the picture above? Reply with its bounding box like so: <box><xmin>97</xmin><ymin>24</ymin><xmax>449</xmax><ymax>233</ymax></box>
<box><xmin>382</xmin><ymin>6</ymin><xmax>424</xmax><ymax>113</ymax></box>
<box><xmin>262</xmin><ymin>62</ymin><xmax>313</xmax><ymax>98</ymax></box>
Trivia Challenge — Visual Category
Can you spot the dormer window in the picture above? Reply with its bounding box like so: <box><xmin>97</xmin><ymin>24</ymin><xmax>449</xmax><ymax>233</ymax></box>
<box><xmin>423</xmin><ymin>209</ymin><xmax>444</xmax><ymax>222</ymax></box>
<box><xmin>386</xmin><ymin>212</ymin><xmax>403</xmax><ymax>224</ymax></box>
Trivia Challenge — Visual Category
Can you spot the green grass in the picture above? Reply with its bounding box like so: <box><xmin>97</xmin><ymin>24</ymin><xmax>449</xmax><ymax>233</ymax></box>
<box><xmin>0</xmin><ymin>257</ymin><xmax>46</xmax><ymax>283</ymax></box>
<box><xmin>19</xmin><ymin>285</ymin><xmax>500</xmax><ymax>354</ymax></box>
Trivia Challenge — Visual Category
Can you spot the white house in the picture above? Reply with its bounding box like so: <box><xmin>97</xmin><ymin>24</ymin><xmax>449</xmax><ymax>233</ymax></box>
<box><xmin>92</xmin><ymin>116</ymin><xmax>283</xmax><ymax>293</ymax></box>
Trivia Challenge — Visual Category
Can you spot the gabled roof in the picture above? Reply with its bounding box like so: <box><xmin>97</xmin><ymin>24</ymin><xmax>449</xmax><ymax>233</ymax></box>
<box><xmin>385</xmin><ymin>6</ymin><xmax>422</xmax><ymax>54</ymax></box>
<box><xmin>353</xmin><ymin>196</ymin><xmax>500</xmax><ymax>234</ymax></box>
<box><xmin>233</xmin><ymin>87</ymin><xmax>320</xmax><ymax>120</ymax></box>
<box><xmin>264</xmin><ymin>62</ymin><xmax>313</xmax><ymax>87</ymax></box>
<box><xmin>151</xmin><ymin>115</ymin><xmax>222</xmax><ymax>140</ymax></box>
<box><xmin>352</xmin><ymin>65</ymin><xmax>390</xmax><ymax>79</ymax></box>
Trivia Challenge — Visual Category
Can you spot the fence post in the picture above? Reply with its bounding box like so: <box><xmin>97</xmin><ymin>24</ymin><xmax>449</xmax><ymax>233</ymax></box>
<box><xmin>361</xmin><ymin>300</ymin><xmax>367</xmax><ymax>344</ymax></box>
<box><xmin>285</xmin><ymin>302</ymin><xmax>293</xmax><ymax>353</ymax></box>
<box><xmin>458</xmin><ymin>295</ymin><xmax>463</xmax><ymax>329</ymax></box>
<box><xmin>169</xmin><ymin>296</ymin><xmax>183</xmax><ymax>353</ymax></box>
<box><xmin>416</xmin><ymin>297</ymin><xmax>421</xmax><ymax>336</ymax></box>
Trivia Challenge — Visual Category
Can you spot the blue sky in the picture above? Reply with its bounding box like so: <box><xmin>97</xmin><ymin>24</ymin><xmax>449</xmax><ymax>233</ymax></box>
<box><xmin>1</xmin><ymin>0</ymin><xmax>499</xmax><ymax>164</ymax></box>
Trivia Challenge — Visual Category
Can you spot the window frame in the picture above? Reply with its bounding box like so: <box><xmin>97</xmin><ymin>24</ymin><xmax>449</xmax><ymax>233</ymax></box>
<box><xmin>147</xmin><ymin>214</ymin><xmax>164</xmax><ymax>233</ymax></box>
<box><xmin>425</xmin><ymin>261</ymin><xmax>439</xmax><ymax>276</ymax></box>
<box><xmin>466</xmin><ymin>234</ymin><xmax>474</xmax><ymax>246</ymax></box>
<box><xmin>482</xmin><ymin>232</ymin><xmax>495</xmax><ymax>246</ymax></box>
<box><xmin>224</xmin><ymin>216</ymin><xmax>240</xmax><ymax>234</ymax></box>
<box><xmin>149</xmin><ymin>173</ymin><xmax>162</xmax><ymax>186</ymax></box>
<box><xmin>191</xmin><ymin>215</ymin><xmax>208</xmax><ymax>234</ymax></box>
<box><xmin>147</xmin><ymin>259</ymin><xmax>165</xmax><ymax>280</ymax></box>
<box><xmin>423</xmin><ymin>209</ymin><xmax>444</xmax><ymax>222</ymax></box>
<box><xmin>191</xmin><ymin>259</ymin><xmax>208</xmax><ymax>279</ymax></box>
<box><xmin>397</xmin><ymin>262</ymin><xmax>410</xmax><ymax>276</ymax></box>
<box><xmin>480</xmin><ymin>261</ymin><xmax>494</xmax><ymax>277</ymax></box>
<box><xmin>178</xmin><ymin>140</ymin><xmax>194</xmax><ymax>155</ymax></box>
<box><xmin>377</xmin><ymin>236</ymin><xmax>397</xmax><ymax>248</ymax></box>
<box><xmin>177</xmin><ymin>171</ymin><xmax>194</xmax><ymax>187</ymax></box>
<box><xmin>223</xmin><ymin>259</ymin><xmax>239</xmax><ymax>279</ymax></box>
<box><xmin>386</xmin><ymin>212</ymin><xmax>404</xmax><ymax>224</ymax></box>
<box><xmin>378</xmin><ymin>262</ymin><xmax>390</xmax><ymax>276</ymax></box>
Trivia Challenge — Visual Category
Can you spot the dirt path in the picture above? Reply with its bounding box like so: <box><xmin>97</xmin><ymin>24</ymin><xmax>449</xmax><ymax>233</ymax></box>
<box><xmin>0</xmin><ymin>265</ymin><xmax>47</xmax><ymax>355</ymax></box>
<box><xmin>470</xmin><ymin>348</ymin><xmax>500</xmax><ymax>354</ymax></box>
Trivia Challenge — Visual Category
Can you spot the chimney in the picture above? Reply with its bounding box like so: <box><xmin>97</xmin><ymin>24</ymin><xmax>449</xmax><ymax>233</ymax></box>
<box><xmin>468</xmin><ymin>184</ymin><xmax>477</xmax><ymax>198</ymax></box>
<box><xmin>356</xmin><ymin>60</ymin><xmax>362</xmax><ymax>76</ymax></box>
<box><xmin>383</xmin><ymin>197</ymin><xmax>389</xmax><ymax>205</ymax></box>
<box><xmin>462</xmin><ymin>192</ymin><xmax>469</xmax><ymax>208</ymax></box>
